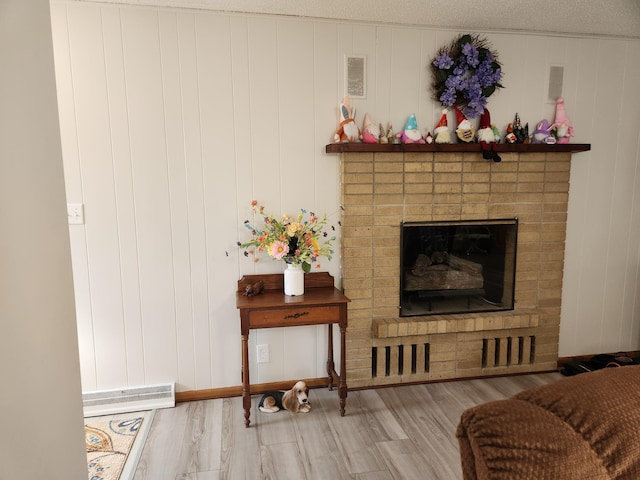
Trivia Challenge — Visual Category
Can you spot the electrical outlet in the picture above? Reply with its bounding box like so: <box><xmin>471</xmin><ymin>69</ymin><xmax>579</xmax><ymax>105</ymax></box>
<box><xmin>67</xmin><ymin>203</ymin><xmax>84</xmax><ymax>225</ymax></box>
<box><xmin>257</xmin><ymin>344</ymin><xmax>269</xmax><ymax>363</ymax></box>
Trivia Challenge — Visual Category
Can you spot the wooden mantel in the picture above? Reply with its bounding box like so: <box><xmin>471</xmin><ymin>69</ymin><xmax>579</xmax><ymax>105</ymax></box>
<box><xmin>326</xmin><ymin>143</ymin><xmax>591</xmax><ymax>154</ymax></box>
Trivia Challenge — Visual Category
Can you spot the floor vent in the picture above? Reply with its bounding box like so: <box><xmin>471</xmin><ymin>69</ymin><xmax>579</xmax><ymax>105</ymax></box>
<box><xmin>482</xmin><ymin>336</ymin><xmax>535</xmax><ymax>368</ymax></box>
<box><xmin>83</xmin><ymin>383</ymin><xmax>175</xmax><ymax>417</ymax></box>
<box><xmin>372</xmin><ymin>342</ymin><xmax>430</xmax><ymax>377</ymax></box>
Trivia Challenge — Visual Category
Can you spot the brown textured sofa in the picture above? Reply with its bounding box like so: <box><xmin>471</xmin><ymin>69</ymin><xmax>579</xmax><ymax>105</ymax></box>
<box><xmin>456</xmin><ymin>366</ymin><xmax>640</xmax><ymax>479</ymax></box>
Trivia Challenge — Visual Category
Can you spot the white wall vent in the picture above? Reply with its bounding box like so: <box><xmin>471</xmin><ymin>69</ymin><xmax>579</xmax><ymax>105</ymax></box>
<box><xmin>82</xmin><ymin>383</ymin><xmax>175</xmax><ymax>417</ymax></box>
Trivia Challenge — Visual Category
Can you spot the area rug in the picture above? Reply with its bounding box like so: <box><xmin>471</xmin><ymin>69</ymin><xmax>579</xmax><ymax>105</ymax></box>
<box><xmin>85</xmin><ymin>410</ymin><xmax>154</xmax><ymax>480</ymax></box>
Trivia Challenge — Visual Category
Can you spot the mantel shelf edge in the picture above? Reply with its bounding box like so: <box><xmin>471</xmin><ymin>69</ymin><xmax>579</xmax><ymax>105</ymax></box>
<box><xmin>325</xmin><ymin>143</ymin><xmax>591</xmax><ymax>154</ymax></box>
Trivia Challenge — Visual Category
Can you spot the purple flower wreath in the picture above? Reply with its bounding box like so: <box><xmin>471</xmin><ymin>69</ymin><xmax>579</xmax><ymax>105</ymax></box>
<box><xmin>431</xmin><ymin>34</ymin><xmax>504</xmax><ymax>119</ymax></box>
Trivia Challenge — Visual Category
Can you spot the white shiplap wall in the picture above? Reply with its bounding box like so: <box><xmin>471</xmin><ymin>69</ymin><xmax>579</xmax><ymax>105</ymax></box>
<box><xmin>50</xmin><ymin>1</ymin><xmax>640</xmax><ymax>392</ymax></box>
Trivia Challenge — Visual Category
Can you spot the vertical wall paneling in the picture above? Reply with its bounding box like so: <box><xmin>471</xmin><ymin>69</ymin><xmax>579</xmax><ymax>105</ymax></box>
<box><xmin>176</xmin><ymin>12</ymin><xmax>212</xmax><ymax>389</ymax></box>
<box><xmin>50</xmin><ymin>3</ymin><xmax>640</xmax><ymax>392</ymax></box>
<box><xmin>612</xmin><ymin>41</ymin><xmax>640</xmax><ymax>350</ymax></box>
<box><xmin>50</xmin><ymin>4</ymin><xmax>97</xmax><ymax>390</ymax></box>
<box><xmin>388</xmin><ymin>27</ymin><xmax>424</xmax><ymax>130</ymax></box>
<box><xmin>246</xmin><ymin>18</ymin><xmax>281</xmax><ymax>214</ymax></box>
<box><xmin>158</xmin><ymin>11</ymin><xmax>196</xmax><ymax>390</ymax></box>
<box><xmin>102</xmin><ymin>8</ymin><xmax>146</xmax><ymax>386</ymax></box>
<box><xmin>622</xmin><ymin>41</ymin><xmax>640</xmax><ymax>349</ymax></box>
<box><xmin>68</xmin><ymin>5</ymin><xmax>128</xmax><ymax>388</ymax></box>
<box><xmin>245</xmin><ymin>17</ymin><xmax>284</xmax><ymax>383</ymax></box>
<box><xmin>197</xmin><ymin>14</ymin><xmax>242</xmax><ymax>388</ymax></box>
<box><xmin>277</xmin><ymin>20</ymin><xmax>320</xmax><ymax>380</ymax></box>
<box><xmin>581</xmin><ymin>39</ymin><xmax>624</xmax><ymax>351</ymax></box>
<box><xmin>277</xmin><ymin>20</ymin><xmax>315</xmax><ymax>209</ymax></box>
<box><xmin>120</xmin><ymin>8</ymin><xmax>179</xmax><ymax>384</ymax></box>
<box><xmin>418</xmin><ymin>30</ymin><xmax>438</xmax><ymax>131</ymax></box>
<box><xmin>374</xmin><ymin>26</ymin><xmax>393</xmax><ymax>125</ymax></box>
<box><xmin>313</xmin><ymin>22</ymin><xmax>340</xmax><ymax>376</ymax></box>
<box><xmin>559</xmin><ymin>37</ymin><xmax>598</xmax><ymax>354</ymax></box>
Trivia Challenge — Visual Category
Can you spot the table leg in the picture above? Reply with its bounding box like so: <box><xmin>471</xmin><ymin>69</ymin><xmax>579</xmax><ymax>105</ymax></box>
<box><xmin>326</xmin><ymin>324</ymin><xmax>335</xmax><ymax>390</ymax></box>
<box><xmin>241</xmin><ymin>332</ymin><xmax>251</xmax><ymax>427</ymax></box>
<box><xmin>339</xmin><ymin>323</ymin><xmax>347</xmax><ymax>416</ymax></box>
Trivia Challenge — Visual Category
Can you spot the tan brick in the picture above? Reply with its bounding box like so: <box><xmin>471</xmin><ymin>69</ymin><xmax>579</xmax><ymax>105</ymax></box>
<box><xmin>433</xmin><ymin>193</ymin><xmax>462</xmax><ymax>204</ymax></box>
<box><xmin>491</xmin><ymin>182</ymin><xmax>517</xmax><ymax>193</ymax></box>
<box><xmin>404</xmin><ymin>172</ymin><xmax>433</xmax><ymax>184</ymax></box>
<box><xmin>374</xmin><ymin>205</ymin><xmax>403</xmax><ymax>216</ymax></box>
<box><xmin>342</xmin><ymin>194</ymin><xmax>374</xmax><ymax>205</ymax></box>
<box><xmin>462</xmin><ymin>193</ymin><xmax>490</xmax><ymax>204</ymax></box>
<box><xmin>462</xmin><ymin>182</ymin><xmax>490</xmax><ymax>193</ymax></box>
<box><xmin>343</xmin><ymin>215</ymin><xmax>374</xmax><ymax>227</ymax></box>
<box><xmin>374</xmin><ymin>193</ymin><xmax>404</xmax><ymax>204</ymax></box>
<box><xmin>404</xmin><ymin>161</ymin><xmax>433</xmax><ymax>172</ymax></box>
<box><xmin>405</xmin><ymin>183</ymin><xmax>433</xmax><ymax>194</ymax></box>
<box><xmin>375</xmin><ymin>161</ymin><xmax>403</xmax><ymax>173</ymax></box>
<box><xmin>434</xmin><ymin>183</ymin><xmax>462</xmax><ymax>194</ymax></box>
<box><xmin>518</xmin><ymin>161</ymin><xmax>545</xmax><ymax>172</ymax></box>
<box><xmin>434</xmin><ymin>172</ymin><xmax>463</xmax><ymax>183</ymax></box>
<box><xmin>434</xmin><ymin>162</ymin><xmax>463</xmax><ymax>173</ymax></box>
<box><xmin>374</xmin><ymin>184</ymin><xmax>403</xmax><ymax>194</ymax></box>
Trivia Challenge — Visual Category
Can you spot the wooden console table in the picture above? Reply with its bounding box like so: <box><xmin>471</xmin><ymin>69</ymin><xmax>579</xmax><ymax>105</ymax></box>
<box><xmin>236</xmin><ymin>272</ymin><xmax>350</xmax><ymax>427</ymax></box>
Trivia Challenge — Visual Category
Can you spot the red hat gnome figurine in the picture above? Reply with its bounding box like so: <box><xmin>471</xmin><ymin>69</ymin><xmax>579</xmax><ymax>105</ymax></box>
<box><xmin>434</xmin><ymin>109</ymin><xmax>450</xmax><ymax>144</ymax></box>
<box><xmin>477</xmin><ymin>109</ymin><xmax>501</xmax><ymax>162</ymax></box>
<box><xmin>550</xmin><ymin>97</ymin><xmax>574</xmax><ymax>144</ymax></box>
<box><xmin>455</xmin><ymin>107</ymin><xmax>475</xmax><ymax>143</ymax></box>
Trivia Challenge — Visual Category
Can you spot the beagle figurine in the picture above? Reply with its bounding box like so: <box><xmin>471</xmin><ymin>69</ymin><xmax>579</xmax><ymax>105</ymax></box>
<box><xmin>258</xmin><ymin>381</ymin><xmax>311</xmax><ymax>413</ymax></box>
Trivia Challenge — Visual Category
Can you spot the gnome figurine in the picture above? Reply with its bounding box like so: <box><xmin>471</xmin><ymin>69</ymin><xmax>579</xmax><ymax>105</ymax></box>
<box><xmin>379</xmin><ymin>123</ymin><xmax>388</xmax><ymax>144</ymax></box>
<box><xmin>334</xmin><ymin>96</ymin><xmax>361</xmax><ymax>143</ymax></box>
<box><xmin>550</xmin><ymin>97</ymin><xmax>574</xmax><ymax>144</ymax></box>
<box><xmin>477</xmin><ymin>109</ymin><xmax>501</xmax><ymax>162</ymax></box>
<box><xmin>361</xmin><ymin>113</ymin><xmax>380</xmax><ymax>144</ymax></box>
<box><xmin>512</xmin><ymin>113</ymin><xmax>527</xmax><ymax>144</ymax></box>
<box><xmin>455</xmin><ymin>108</ymin><xmax>475</xmax><ymax>143</ymax></box>
<box><xmin>504</xmin><ymin>123</ymin><xmax>516</xmax><ymax>143</ymax></box>
<box><xmin>491</xmin><ymin>124</ymin><xmax>501</xmax><ymax>143</ymax></box>
<box><xmin>398</xmin><ymin>114</ymin><xmax>426</xmax><ymax>144</ymax></box>
<box><xmin>434</xmin><ymin>110</ymin><xmax>450</xmax><ymax>144</ymax></box>
<box><xmin>424</xmin><ymin>131</ymin><xmax>434</xmax><ymax>144</ymax></box>
<box><xmin>532</xmin><ymin>119</ymin><xmax>555</xmax><ymax>144</ymax></box>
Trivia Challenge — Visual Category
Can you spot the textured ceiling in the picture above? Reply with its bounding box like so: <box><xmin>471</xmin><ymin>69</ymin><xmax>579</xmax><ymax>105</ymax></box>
<box><xmin>86</xmin><ymin>0</ymin><xmax>640</xmax><ymax>39</ymax></box>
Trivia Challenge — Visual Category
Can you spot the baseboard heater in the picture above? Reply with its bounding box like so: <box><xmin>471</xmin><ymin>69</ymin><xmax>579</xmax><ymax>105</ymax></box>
<box><xmin>82</xmin><ymin>383</ymin><xmax>175</xmax><ymax>417</ymax></box>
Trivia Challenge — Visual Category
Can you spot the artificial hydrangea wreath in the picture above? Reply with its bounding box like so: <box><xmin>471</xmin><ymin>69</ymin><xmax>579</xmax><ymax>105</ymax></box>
<box><xmin>431</xmin><ymin>34</ymin><xmax>504</xmax><ymax>119</ymax></box>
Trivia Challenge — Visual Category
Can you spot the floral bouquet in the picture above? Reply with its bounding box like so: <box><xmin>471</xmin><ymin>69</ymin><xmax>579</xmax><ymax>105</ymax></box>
<box><xmin>239</xmin><ymin>201</ymin><xmax>335</xmax><ymax>273</ymax></box>
<box><xmin>431</xmin><ymin>34</ymin><xmax>504</xmax><ymax>119</ymax></box>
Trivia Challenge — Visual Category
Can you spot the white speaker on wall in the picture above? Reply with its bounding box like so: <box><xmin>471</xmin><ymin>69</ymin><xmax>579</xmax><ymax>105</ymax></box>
<box><xmin>548</xmin><ymin>65</ymin><xmax>564</xmax><ymax>102</ymax></box>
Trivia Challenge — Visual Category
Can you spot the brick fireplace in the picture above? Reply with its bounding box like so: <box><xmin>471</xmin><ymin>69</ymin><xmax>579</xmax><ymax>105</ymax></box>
<box><xmin>329</xmin><ymin>144</ymin><xmax>589</xmax><ymax>389</ymax></box>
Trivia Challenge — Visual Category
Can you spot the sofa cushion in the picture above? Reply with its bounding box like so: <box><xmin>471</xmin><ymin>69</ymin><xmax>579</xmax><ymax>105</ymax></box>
<box><xmin>457</xmin><ymin>366</ymin><xmax>640</xmax><ymax>480</ymax></box>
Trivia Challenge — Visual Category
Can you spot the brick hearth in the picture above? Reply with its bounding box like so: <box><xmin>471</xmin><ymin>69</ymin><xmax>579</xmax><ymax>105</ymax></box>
<box><xmin>338</xmin><ymin>150</ymin><xmax>573</xmax><ymax>388</ymax></box>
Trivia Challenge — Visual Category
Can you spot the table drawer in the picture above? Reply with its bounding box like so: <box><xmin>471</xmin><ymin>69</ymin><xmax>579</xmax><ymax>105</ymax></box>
<box><xmin>249</xmin><ymin>305</ymin><xmax>340</xmax><ymax>327</ymax></box>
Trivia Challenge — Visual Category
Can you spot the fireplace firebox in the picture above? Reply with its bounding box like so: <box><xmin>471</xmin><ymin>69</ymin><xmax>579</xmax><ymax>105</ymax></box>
<box><xmin>400</xmin><ymin>219</ymin><xmax>518</xmax><ymax>316</ymax></box>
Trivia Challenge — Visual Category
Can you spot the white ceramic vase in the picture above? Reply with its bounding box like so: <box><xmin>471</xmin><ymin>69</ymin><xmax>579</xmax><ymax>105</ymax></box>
<box><xmin>284</xmin><ymin>262</ymin><xmax>304</xmax><ymax>296</ymax></box>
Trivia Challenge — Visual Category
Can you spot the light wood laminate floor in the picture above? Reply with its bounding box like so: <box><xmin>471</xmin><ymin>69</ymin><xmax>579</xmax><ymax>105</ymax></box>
<box><xmin>133</xmin><ymin>372</ymin><xmax>563</xmax><ymax>480</ymax></box>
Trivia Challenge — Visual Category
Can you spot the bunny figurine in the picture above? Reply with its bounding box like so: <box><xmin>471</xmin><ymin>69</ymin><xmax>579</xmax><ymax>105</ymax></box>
<box><xmin>334</xmin><ymin>96</ymin><xmax>361</xmax><ymax>143</ymax></box>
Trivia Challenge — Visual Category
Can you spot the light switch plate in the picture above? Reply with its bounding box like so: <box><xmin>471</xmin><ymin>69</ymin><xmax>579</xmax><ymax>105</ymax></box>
<box><xmin>67</xmin><ymin>203</ymin><xmax>84</xmax><ymax>225</ymax></box>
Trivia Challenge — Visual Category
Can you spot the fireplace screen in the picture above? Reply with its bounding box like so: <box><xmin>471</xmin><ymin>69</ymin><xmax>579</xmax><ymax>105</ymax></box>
<box><xmin>400</xmin><ymin>219</ymin><xmax>517</xmax><ymax>316</ymax></box>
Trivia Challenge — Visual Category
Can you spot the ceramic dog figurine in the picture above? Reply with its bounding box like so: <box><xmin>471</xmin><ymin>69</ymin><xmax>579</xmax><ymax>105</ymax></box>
<box><xmin>258</xmin><ymin>380</ymin><xmax>311</xmax><ymax>413</ymax></box>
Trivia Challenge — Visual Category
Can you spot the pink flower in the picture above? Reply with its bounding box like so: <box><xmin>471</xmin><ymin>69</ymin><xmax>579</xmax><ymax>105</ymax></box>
<box><xmin>268</xmin><ymin>241</ymin><xmax>289</xmax><ymax>260</ymax></box>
